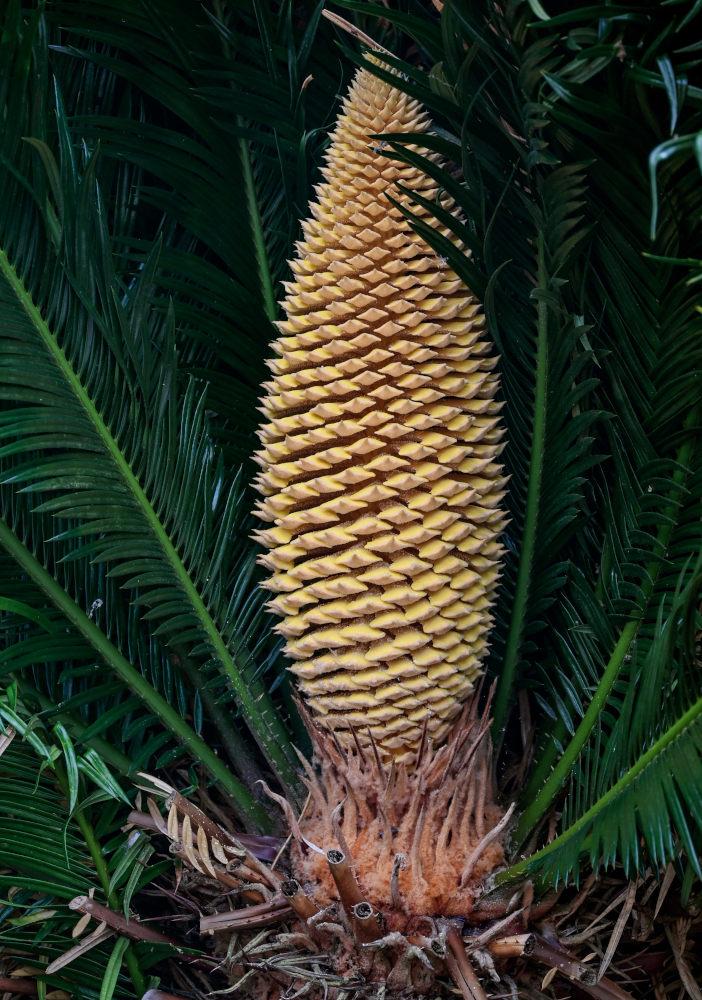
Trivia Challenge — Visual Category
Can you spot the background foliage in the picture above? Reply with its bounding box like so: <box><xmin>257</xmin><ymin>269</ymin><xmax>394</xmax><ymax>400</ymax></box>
<box><xmin>0</xmin><ymin>0</ymin><xmax>701</xmax><ymax>995</ymax></box>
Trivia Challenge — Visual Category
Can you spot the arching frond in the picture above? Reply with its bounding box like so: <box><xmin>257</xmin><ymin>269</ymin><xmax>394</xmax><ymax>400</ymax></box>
<box><xmin>45</xmin><ymin>0</ymin><xmax>350</xmax><ymax>460</ymax></box>
<box><xmin>0</xmin><ymin>3</ymin><xmax>300</xmax><ymax>810</ymax></box>
<box><xmin>348</xmin><ymin>0</ymin><xmax>702</xmax><ymax>884</ymax></box>
<box><xmin>0</xmin><ymin>695</ymin><xmax>175</xmax><ymax>998</ymax></box>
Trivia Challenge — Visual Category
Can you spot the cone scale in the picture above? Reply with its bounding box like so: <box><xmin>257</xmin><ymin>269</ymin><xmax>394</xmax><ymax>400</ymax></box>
<box><xmin>254</xmin><ymin>61</ymin><xmax>507</xmax><ymax>760</ymax></box>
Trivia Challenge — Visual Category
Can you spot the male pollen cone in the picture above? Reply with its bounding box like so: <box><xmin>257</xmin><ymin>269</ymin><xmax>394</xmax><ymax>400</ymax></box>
<box><xmin>253</xmin><ymin>61</ymin><xmax>507</xmax><ymax>761</ymax></box>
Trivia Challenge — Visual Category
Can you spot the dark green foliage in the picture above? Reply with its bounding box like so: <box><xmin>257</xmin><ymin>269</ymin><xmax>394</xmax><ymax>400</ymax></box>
<box><xmin>46</xmin><ymin>0</ymin><xmax>348</xmax><ymax>459</ymax></box>
<box><xmin>1</xmin><ymin>0</ymin><xmax>701</xmax><ymax>994</ymax></box>
<box><xmin>0</xmin><ymin>691</ymin><xmax>172</xmax><ymax>998</ymax></box>
<box><xmin>343</xmin><ymin>0</ymin><xmax>702</xmax><ymax>886</ymax></box>
<box><xmin>0</xmin><ymin>0</ymin><xmax>308</xmax><ymax>814</ymax></box>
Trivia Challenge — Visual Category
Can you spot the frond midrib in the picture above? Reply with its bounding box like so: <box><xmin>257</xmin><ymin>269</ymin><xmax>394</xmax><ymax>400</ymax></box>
<box><xmin>0</xmin><ymin>513</ymin><xmax>271</xmax><ymax>829</ymax></box>
<box><xmin>503</xmin><ymin>690</ymin><xmax>702</xmax><ymax>883</ymax></box>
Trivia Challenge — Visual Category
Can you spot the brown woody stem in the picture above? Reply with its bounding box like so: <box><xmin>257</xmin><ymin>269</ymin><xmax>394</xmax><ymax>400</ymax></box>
<box><xmin>530</xmin><ymin>935</ymin><xmax>596</xmax><ymax>985</ymax></box>
<box><xmin>281</xmin><ymin>879</ymin><xmax>321</xmax><ymax>921</ymax></box>
<box><xmin>352</xmin><ymin>901</ymin><xmax>383</xmax><ymax>943</ymax></box>
<box><xmin>445</xmin><ymin>926</ymin><xmax>489</xmax><ymax>1000</ymax></box>
<box><xmin>487</xmin><ymin>933</ymin><xmax>534</xmax><ymax>958</ymax></box>
<box><xmin>326</xmin><ymin>848</ymin><xmax>365</xmax><ymax>913</ymax></box>
<box><xmin>68</xmin><ymin>896</ymin><xmax>176</xmax><ymax>946</ymax></box>
<box><xmin>528</xmin><ymin>935</ymin><xmax>636</xmax><ymax>1000</ymax></box>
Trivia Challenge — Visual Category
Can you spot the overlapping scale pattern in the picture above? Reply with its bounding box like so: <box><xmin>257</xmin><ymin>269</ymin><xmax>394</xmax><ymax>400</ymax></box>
<box><xmin>253</xmin><ymin>63</ymin><xmax>507</xmax><ymax>760</ymax></box>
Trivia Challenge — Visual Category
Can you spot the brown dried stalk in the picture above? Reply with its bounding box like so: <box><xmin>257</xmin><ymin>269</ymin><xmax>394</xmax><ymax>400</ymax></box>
<box><xmin>351</xmin><ymin>901</ymin><xmax>383</xmax><ymax>943</ymax></box>
<box><xmin>528</xmin><ymin>934</ymin><xmax>637</xmax><ymax>1000</ymax></box>
<box><xmin>487</xmin><ymin>933</ymin><xmax>534</xmax><ymax>958</ymax></box>
<box><xmin>199</xmin><ymin>897</ymin><xmax>292</xmax><ymax>934</ymax></box>
<box><xmin>128</xmin><ymin>808</ymin><xmax>268</xmax><ymax>903</ymax></box>
<box><xmin>0</xmin><ymin>976</ymin><xmax>39</xmax><ymax>995</ymax></box>
<box><xmin>280</xmin><ymin>879</ymin><xmax>321</xmax><ymax>921</ymax></box>
<box><xmin>599</xmin><ymin>881</ymin><xmax>638</xmax><ymax>979</ymax></box>
<box><xmin>529</xmin><ymin>934</ymin><xmax>597</xmax><ymax>985</ymax></box>
<box><xmin>326</xmin><ymin>848</ymin><xmax>366</xmax><ymax>913</ymax></box>
<box><xmin>136</xmin><ymin>774</ymin><xmax>281</xmax><ymax>889</ymax></box>
<box><xmin>444</xmin><ymin>925</ymin><xmax>489</xmax><ymax>1000</ymax></box>
<box><xmin>68</xmin><ymin>896</ymin><xmax>177</xmax><ymax>946</ymax></box>
<box><xmin>167</xmin><ymin>793</ymin><xmax>279</xmax><ymax>889</ymax></box>
<box><xmin>167</xmin><ymin>791</ymin><xmax>228</xmax><ymax>846</ymax></box>
<box><xmin>321</xmin><ymin>10</ymin><xmax>392</xmax><ymax>56</ymax></box>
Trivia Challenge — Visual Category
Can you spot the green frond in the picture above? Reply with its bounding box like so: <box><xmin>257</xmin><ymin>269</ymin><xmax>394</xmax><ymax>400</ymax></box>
<box><xmin>353</xmin><ymin>0</ymin><xmax>702</xmax><ymax>883</ymax></box>
<box><xmin>505</xmin><ymin>4</ymin><xmax>702</xmax><ymax>875</ymax></box>
<box><xmin>45</xmin><ymin>0</ymin><xmax>350</xmax><ymax>456</ymax></box>
<box><xmin>0</xmin><ymin>513</ymin><xmax>270</xmax><ymax>825</ymax></box>
<box><xmin>0</xmin><ymin>695</ymin><xmax>174</xmax><ymax>998</ymax></box>
<box><xmin>506</xmin><ymin>669</ymin><xmax>702</xmax><ymax>887</ymax></box>
<box><xmin>0</xmin><ymin>10</ymin><xmax>303</xmax><ymax>805</ymax></box>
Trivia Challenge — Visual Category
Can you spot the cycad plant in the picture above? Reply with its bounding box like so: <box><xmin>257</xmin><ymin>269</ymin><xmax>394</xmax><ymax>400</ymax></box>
<box><xmin>1</xmin><ymin>1</ymin><xmax>701</xmax><ymax>998</ymax></box>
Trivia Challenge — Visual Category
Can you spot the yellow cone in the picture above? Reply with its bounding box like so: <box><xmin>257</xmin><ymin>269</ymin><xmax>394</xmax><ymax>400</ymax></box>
<box><xmin>253</xmin><ymin>61</ymin><xmax>507</xmax><ymax>759</ymax></box>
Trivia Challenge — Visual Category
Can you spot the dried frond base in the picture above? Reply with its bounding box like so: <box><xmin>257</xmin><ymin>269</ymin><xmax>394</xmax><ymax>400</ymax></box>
<box><xmin>290</xmin><ymin>694</ymin><xmax>507</xmax><ymax>930</ymax></box>
<box><xmin>224</xmin><ymin>693</ymin><xmax>516</xmax><ymax>999</ymax></box>
<box><xmin>127</xmin><ymin>707</ymin><xmax>650</xmax><ymax>1000</ymax></box>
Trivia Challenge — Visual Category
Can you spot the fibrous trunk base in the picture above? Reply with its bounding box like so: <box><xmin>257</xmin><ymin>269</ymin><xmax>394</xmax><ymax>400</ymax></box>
<box><xmin>289</xmin><ymin>692</ymin><xmax>507</xmax><ymax>931</ymax></box>
<box><xmin>127</xmin><ymin>700</ymin><xmax>639</xmax><ymax>1000</ymax></box>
